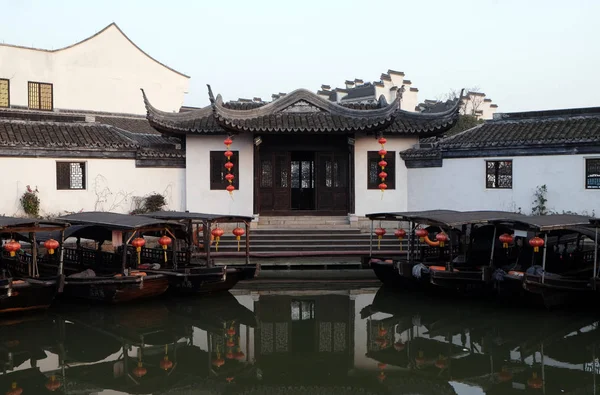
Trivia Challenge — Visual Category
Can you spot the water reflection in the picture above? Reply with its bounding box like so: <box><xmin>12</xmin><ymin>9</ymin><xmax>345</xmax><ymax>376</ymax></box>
<box><xmin>1</xmin><ymin>287</ymin><xmax>600</xmax><ymax>394</ymax></box>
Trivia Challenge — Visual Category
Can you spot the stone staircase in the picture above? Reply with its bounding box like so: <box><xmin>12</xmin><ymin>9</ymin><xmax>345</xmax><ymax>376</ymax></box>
<box><xmin>257</xmin><ymin>215</ymin><xmax>351</xmax><ymax>228</ymax></box>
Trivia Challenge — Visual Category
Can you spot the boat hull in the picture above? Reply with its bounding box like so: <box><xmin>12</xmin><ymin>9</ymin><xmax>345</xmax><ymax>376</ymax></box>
<box><xmin>0</xmin><ymin>279</ymin><xmax>58</xmax><ymax>314</ymax></box>
<box><xmin>523</xmin><ymin>274</ymin><xmax>595</xmax><ymax>309</ymax></box>
<box><xmin>429</xmin><ymin>267</ymin><xmax>493</xmax><ymax>294</ymax></box>
<box><xmin>62</xmin><ymin>274</ymin><xmax>169</xmax><ymax>303</ymax></box>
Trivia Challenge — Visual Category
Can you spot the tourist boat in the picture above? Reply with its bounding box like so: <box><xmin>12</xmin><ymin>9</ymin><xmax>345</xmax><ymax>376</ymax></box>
<box><xmin>500</xmin><ymin>214</ymin><xmax>599</xmax><ymax>309</ymax></box>
<box><xmin>32</xmin><ymin>212</ymin><xmax>192</xmax><ymax>303</ymax></box>
<box><xmin>140</xmin><ymin>210</ymin><xmax>258</xmax><ymax>293</ymax></box>
<box><xmin>0</xmin><ymin>216</ymin><xmax>67</xmax><ymax>314</ymax></box>
<box><xmin>365</xmin><ymin>210</ymin><xmax>523</xmax><ymax>293</ymax></box>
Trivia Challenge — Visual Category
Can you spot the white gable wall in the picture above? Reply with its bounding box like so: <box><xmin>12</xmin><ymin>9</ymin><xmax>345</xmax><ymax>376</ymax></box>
<box><xmin>1</xmin><ymin>157</ymin><xmax>185</xmax><ymax>217</ymax></box>
<box><xmin>185</xmin><ymin>134</ymin><xmax>254</xmax><ymax>216</ymax></box>
<box><xmin>407</xmin><ymin>154</ymin><xmax>600</xmax><ymax>216</ymax></box>
<box><xmin>354</xmin><ymin>134</ymin><xmax>418</xmax><ymax>216</ymax></box>
<box><xmin>0</xmin><ymin>24</ymin><xmax>189</xmax><ymax>114</ymax></box>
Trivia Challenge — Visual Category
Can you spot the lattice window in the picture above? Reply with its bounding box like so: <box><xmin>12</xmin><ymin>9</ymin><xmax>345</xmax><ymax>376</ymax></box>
<box><xmin>28</xmin><ymin>81</ymin><xmax>53</xmax><ymax>110</ymax></box>
<box><xmin>210</xmin><ymin>151</ymin><xmax>239</xmax><ymax>190</ymax></box>
<box><xmin>586</xmin><ymin>158</ymin><xmax>600</xmax><ymax>189</ymax></box>
<box><xmin>367</xmin><ymin>151</ymin><xmax>396</xmax><ymax>189</ymax></box>
<box><xmin>56</xmin><ymin>162</ymin><xmax>86</xmax><ymax>190</ymax></box>
<box><xmin>291</xmin><ymin>300</ymin><xmax>315</xmax><ymax>321</ymax></box>
<box><xmin>486</xmin><ymin>160</ymin><xmax>512</xmax><ymax>189</ymax></box>
<box><xmin>0</xmin><ymin>79</ymin><xmax>9</xmax><ymax>108</ymax></box>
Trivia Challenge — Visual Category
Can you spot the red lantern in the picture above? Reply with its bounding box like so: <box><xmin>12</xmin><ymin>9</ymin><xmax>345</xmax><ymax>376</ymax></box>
<box><xmin>435</xmin><ymin>354</ymin><xmax>448</xmax><ymax>369</ymax></box>
<box><xmin>377</xmin><ymin>371</ymin><xmax>386</xmax><ymax>382</ymax></box>
<box><xmin>394</xmin><ymin>341</ymin><xmax>405</xmax><ymax>351</ymax></box>
<box><xmin>224</xmin><ymin>137</ymin><xmax>233</xmax><ymax>148</ymax></box>
<box><xmin>499</xmin><ymin>233</ymin><xmax>513</xmax><ymax>249</ymax></box>
<box><xmin>232</xmin><ymin>227</ymin><xmax>245</xmax><ymax>252</ymax></box>
<box><xmin>378</xmin><ymin>160</ymin><xmax>387</xmax><ymax>169</ymax></box>
<box><xmin>224</xmin><ymin>150</ymin><xmax>233</xmax><ymax>160</ymax></box>
<box><xmin>158</xmin><ymin>236</ymin><xmax>171</xmax><ymax>250</ymax></box>
<box><xmin>527</xmin><ymin>372</ymin><xmax>543</xmax><ymax>389</ymax></box>
<box><xmin>225</xmin><ymin>173</ymin><xmax>235</xmax><ymax>183</ymax></box>
<box><xmin>377</xmin><ymin>362</ymin><xmax>387</xmax><ymax>370</ymax></box>
<box><xmin>160</xmin><ymin>355</ymin><xmax>173</xmax><ymax>371</ymax></box>
<box><xmin>497</xmin><ymin>367</ymin><xmax>513</xmax><ymax>383</ymax></box>
<box><xmin>6</xmin><ymin>382</ymin><xmax>22</xmax><ymax>395</ymax></box>
<box><xmin>226</xmin><ymin>377</ymin><xmax>235</xmax><ymax>383</ymax></box>
<box><xmin>234</xmin><ymin>349</ymin><xmax>245</xmax><ymax>360</ymax></box>
<box><xmin>227</xmin><ymin>326</ymin><xmax>237</xmax><ymax>337</ymax></box>
<box><xmin>378</xmin><ymin>149</ymin><xmax>387</xmax><ymax>158</ymax></box>
<box><xmin>226</xmin><ymin>351</ymin><xmax>235</xmax><ymax>359</ymax></box>
<box><xmin>378</xmin><ymin>137</ymin><xmax>387</xmax><ymax>146</ymax></box>
<box><xmin>212</xmin><ymin>227</ymin><xmax>224</xmax><ymax>252</ymax></box>
<box><xmin>375</xmin><ymin>228</ymin><xmax>386</xmax><ymax>250</ymax></box>
<box><xmin>226</xmin><ymin>184</ymin><xmax>235</xmax><ymax>195</ymax></box>
<box><xmin>4</xmin><ymin>240</ymin><xmax>21</xmax><ymax>257</ymax></box>
<box><xmin>133</xmin><ymin>362</ymin><xmax>147</xmax><ymax>378</ymax></box>
<box><xmin>226</xmin><ymin>339</ymin><xmax>235</xmax><ymax>348</ymax></box>
<box><xmin>212</xmin><ymin>356</ymin><xmax>225</xmax><ymax>368</ymax></box>
<box><xmin>435</xmin><ymin>233</ymin><xmax>448</xmax><ymax>248</ymax></box>
<box><xmin>378</xmin><ymin>327</ymin><xmax>387</xmax><ymax>337</ymax></box>
<box><xmin>375</xmin><ymin>337</ymin><xmax>387</xmax><ymax>348</ymax></box>
<box><xmin>44</xmin><ymin>239</ymin><xmax>59</xmax><ymax>255</ymax></box>
<box><xmin>394</xmin><ymin>229</ymin><xmax>406</xmax><ymax>251</ymax></box>
<box><xmin>224</xmin><ymin>161</ymin><xmax>234</xmax><ymax>171</ymax></box>
<box><xmin>415</xmin><ymin>228</ymin><xmax>428</xmax><ymax>243</ymax></box>
<box><xmin>529</xmin><ymin>236</ymin><xmax>544</xmax><ymax>253</ymax></box>
<box><xmin>378</xmin><ymin>183</ymin><xmax>387</xmax><ymax>192</ymax></box>
<box><xmin>131</xmin><ymin>237</ymin><xmax>145</xmax><ymax>252</ymax></box>
<box><xmin>378</xmin><ymin>171</ymin><xmax>387</xmax><ymax>182</ymax></box>
<box><xmin>45</xmin><ymin>375</ymin><xmax>61</xmax><ymax>392</ymax></box>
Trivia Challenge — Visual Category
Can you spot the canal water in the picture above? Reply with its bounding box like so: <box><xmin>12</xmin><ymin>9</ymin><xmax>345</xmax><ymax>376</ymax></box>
<box><xmin>2</xmin><ymin>285</ymin><xmax>600</xmax><ymax>395</ymax></box>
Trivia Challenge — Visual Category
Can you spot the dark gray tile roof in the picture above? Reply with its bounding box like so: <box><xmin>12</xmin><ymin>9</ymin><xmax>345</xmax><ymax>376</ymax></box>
<box><xmin>95</xmin><ymin>115</ymin><xmax>160</xmax><ymax>135</ymax></box>
<box><xmin>144</xmin><ymin>88</ymin><xmax>460</xmax><ymax>137</ymax></box>
<box><xmin>401</xmin><ymin>106</ymin><xmax>600</xmax><ymax>159</ymax></box>
<box><xmin>340</xmin><ymin>83</ymin><xmax>375</xmax><ymax>101</ymax></box>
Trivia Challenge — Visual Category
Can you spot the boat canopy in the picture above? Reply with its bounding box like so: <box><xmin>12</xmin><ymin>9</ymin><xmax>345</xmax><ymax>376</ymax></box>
<box><xmin>0</xmin><ymin>216</ymin><xmax>68</xmax><ymax>230</ymax></box>
<box><xmin>142</xmin><ymin>210</ymin><xmax>253</xmax><ymax>223</ymax></box>
<box><xmin>502</xmin><ymin>214</ymin><xmax>595</xmax><ymax>232</ymax></box>
<box><xmin>366</xmin><ymin>210</ymin><xmax>524</xmax><ymax>228</ymax></box>
<box><xmin>57</xmin><ymin>212</ymin><xmax>185</xmax><ymax>231</ymax></box>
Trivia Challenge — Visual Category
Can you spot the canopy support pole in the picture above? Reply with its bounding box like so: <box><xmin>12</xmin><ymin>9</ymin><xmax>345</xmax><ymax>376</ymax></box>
<box><xmin>489</xmin><ymin>225</ymin><xmax>497</xmax><ymax>268</ymax></box>
<box><xmin>245</xmin><ymin>220</ymin><xmax>251</xmax><ymax>266</ymax></box>
<box><xmin>541</xmin><ymin>233</ymin><xmax>548</xmax><ymax>284</ymax></box>
<box><xmin>58</xmin><ymin>229</ymin><xmax>65</xmax><ymax>292</ymax></box>
<box><xmin>186</xmin><ymin>219</ymin><xmax>193</xmax><ymax>265</ymax></box>
<box><xmin>594</xmin><ymin>225</ymin><xmax>598</xmax><ymax>290</ymax></box>
<box><xmin>30</xmin><ymin>232</ymin><xmax>37</xmax><ymax>277</ymax></box>
<box><xmin>448</xmin><ymin>227</ymin><xmax>454</xmax><ymax>272</ymax></box>
<box><xmin>205</xmin><ymin>220</ymin><xmax>212</xmax><ymax>268</ymax></box>
<box><xmin>121</xmin><ymin>232</ymin><xmax>128</xmax><ymax>275</ymax></box>
<box><xmin>369</xmin><ymin>220</ymin><xmax>374</xmax><ymax>257</ymax></box>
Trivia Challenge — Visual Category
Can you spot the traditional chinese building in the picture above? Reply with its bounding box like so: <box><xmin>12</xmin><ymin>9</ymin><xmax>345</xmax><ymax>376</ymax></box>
<box><xmin>143</xmin><ymin>87</ymin><xmax>460</xmax><ymax>222</ymax></box>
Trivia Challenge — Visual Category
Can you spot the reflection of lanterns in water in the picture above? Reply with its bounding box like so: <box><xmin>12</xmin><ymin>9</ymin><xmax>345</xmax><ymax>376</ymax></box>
<box><xmin>45</xmin><ymin>375</ymin><xmax>61</xmax><ymax>392</ymax></box>
<box><xmin>133</xmin><ymin>362</ymin><xmax>147</xmax><ymax>378</ymax></box>
<box><xmin>377</xmin><ymin>371</ymin><xmax>386</xmax><ymax>382</ymax></box>
<box><xmin>415</xmin><ymin>351</ymin><xmax>426</xmax><ymax>367</ymax></box>
<box><xmin>377</xmin><ymin>362</ymin><xmax>387</xmax><ymax>370</ymax></box>
<box><xmin>226</xmin><ymin>377</ymin><xmax>235</xmax><ymax>384</ymax></box>
<box><xmin>375</xmin><ymin>337</ymin><xmax>387</xmax><ymax>348</ymax></box>
<box><xmin>435</xmin><ymin>354</ymin><xmax>448</xmax><ymax>369</ymax></box>
<box><xmin>212</xmin><ymin>349</ymin><xmax>225</xmax><ymax>368</ymax></box>
<box><xmin>497</xmin><ymin>366</ymin><xmax>513</xmax><ymax>383</ymax></box>
<box><xmin>378</xmin><ymin>327</ymin><xmax>388</xmax><ymax>337</ymax></box>
<box><xmin>226</xmin><ymin>338</ymin><xmax>235</xmax><ymax>348</ymax></box>
<box><xmin>235</xmin><ymin>336</ymin><xmax>245</xmax><ymax>360</ymax></box>
<box><xmin>160</xmin><ymin>345</ymin><xmax>173</xmax><ymax>371</ymax></box>
<box><xmin>227</xmin><ymin>324</ymin><xmax>236</xmax><ymax>337</ymax></box>
<box><xmin>393</xmin><ymin>341</ymin><xmax>405</xmax><ymax>352</ymax></box>
<box><xmin>6</xmin><ymin>382</ymin><xmax>23</xmax><ymax>395</ymax></box>
<box><xmin>527</xmin><ymin>372</ymin><xmax>543</xmax><ymax>389</ymax></box>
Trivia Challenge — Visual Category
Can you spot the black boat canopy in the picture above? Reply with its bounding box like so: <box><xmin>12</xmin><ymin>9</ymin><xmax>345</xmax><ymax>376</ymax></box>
<box><xmin>502</xmin><ymin>214</ymin><xmax>595</xmax><ymax>232</ymax></box>
<box><xmin>0</xmin><ymin>216</ymin><xmax>68</xmax><ymax>231</ymax></box>
<box><xmin>57</xmin><ymin>212</ymin><xmax>185</xmax><ymax>231</ymax></box>
<box><xmin>591</xmin><ymin>218</ymin><xmax>600</xmax><ymax>226</ymax></box>
<box><xmin>366</xmin><ymin>210</ymin><xmax>524</xmax><ymax>228</ymax></box>
<box><xmin>143</xmin><ymin>210</ymin><xmax>253</xmax><ymax>223</ymax></box>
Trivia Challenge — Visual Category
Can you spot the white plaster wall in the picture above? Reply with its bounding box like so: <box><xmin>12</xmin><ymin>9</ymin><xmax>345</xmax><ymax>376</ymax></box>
<box><xmin>1</xmin><ymin>157</ymin><xmax>185</xmax><ymax>216</ymax></box>
<box><xmin>354</xmin><ymin>134</ymin><xmax>418</xmax><ymax>216</ymax></box>
<box><xmin>407</xmin><ymin>154</ymin><xmax>600</xmax><ymax>216</ymax></box>
<box><xmin>186</xmin><ymin>134</ymin><xmax>254</xmax><ymax>216</ymax></box>
<box><xmin>0</xmin><ymin>24</ymin><xmax>189</xmax><ymax>114</ymax></box>
<box><xmin>402</xmin><ymin>89</ymin><xmax>419</xmax><ymax>112</ymax></box>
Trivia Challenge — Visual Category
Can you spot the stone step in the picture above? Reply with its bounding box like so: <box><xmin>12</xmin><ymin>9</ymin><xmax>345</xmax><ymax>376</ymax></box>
<box><xmin>258</xmin><ymin>220</ymin><xmax>350</xmax><ymax>226</ymax></box>
<box><xmin>258</xmin><ymin>216</ymin><xmax>350</xmax><ymax>221</ymax></box>
<box><xmin>212</xmin><ymin>244</ymin><xmax>403</xmax><ymax>251</ymax></box>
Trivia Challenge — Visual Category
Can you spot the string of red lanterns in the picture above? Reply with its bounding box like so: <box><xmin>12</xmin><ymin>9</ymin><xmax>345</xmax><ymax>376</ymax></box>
<box><xmin>224</xmin><ymin>137</ymin><xmax>235</xmax><ymax>197</ymax></box>
<box><xmin>232</xmin><ymin>226</ymin><xmax>245</xmax><ymax>252</ymax></box>
<box><xmin>377</xmin><ymin>136</ymin><xmax>387</xmax><ymax>197</ymax></box>
<box><xmin>394</xmin><ymin>229</ymin><xmax>406</xmax><ymax>250</ymax></box>
<box><xmin>374</xmin><ymin>227</ymin><xmax>386</xmax><ymax>250</ymax></box>
<box><xmin>211</xmin><ymin>226</ymin><xmax>224</xmax><ymax>252</ymax></box>
<box><xmin>529</xmin><ymin>236</ymin><xmax>544</xmax><ymax>253</ymax></box>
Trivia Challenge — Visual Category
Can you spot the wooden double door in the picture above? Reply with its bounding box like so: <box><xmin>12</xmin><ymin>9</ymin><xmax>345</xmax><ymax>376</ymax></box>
<box><xmin>258</xmin><ymin>150</ymin><xmax>349</xmax><ymax>214</ymax></box>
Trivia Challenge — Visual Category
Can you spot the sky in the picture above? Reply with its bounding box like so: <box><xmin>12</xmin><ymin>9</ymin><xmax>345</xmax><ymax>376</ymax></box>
<box><xmin>1</xmin><ymin>0</ymin><xmax>599</xmax><ymax>112</ymax></box>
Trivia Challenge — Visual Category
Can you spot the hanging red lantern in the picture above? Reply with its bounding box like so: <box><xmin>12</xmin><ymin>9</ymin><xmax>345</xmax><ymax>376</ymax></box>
<box><xmin>131</xmin><ymin>237</ymin><xmax>145</xmax><ymax>252</ymax></box>
<box><xmin>158</xmin><ymin>235</ymin><xmax>171</xmax><ymax>263</ymax></box>
<box><xmin>394</xmin><ymin>341</ymin><xmax>405</xmax><ymax>351</ymax></box>
<box><xmin>226</xmin><ymin>377</ymin><xmax>235</xmax><ymax>384</ymax></box>
<box><xmin>378</xmin><ymin>137</ymin><xmax>387</xmax><ymax>146</ymax></box>
<box><xmin>435</xmin><ymin>233</ymin><xmax>448</xmax><ymax>248</ymax></box>
<box><xmin>378</xmin><ymin>183</ymin><xmax>387</xmax><ymax>192</ymax></box>
<box><xmin>226</xmin><ymin>350</ymin><xmax>235</xmax><ymax>359</ymax></box>
<box><xmin>45</xmin><ymin>375</ymin><xmax>61</xmax><ymax>392</ymax></box>
<box><xmin>225</xmin><ymin>173</ymin><xmax>235</xmax><ymax>183</ymax></box>
<box><xmin>529</xmin><ymin>236</ymin><xmax>544</xmax><ymax>253</ymax></box>
<box><xmin>6</xmin><ymin>382</ymin><xmax>22</xmax><ymax>395</ymax></box>
<box><xmin>497</xmin><ymin>366</ymin><xmax>513</xmax><ymax>383</ymax></box>
<box><xmin>227</xmin><ymin>326</ymin><xmax>237</xmax><ymax>337</ymax></box>
<box><xmin>378</xmin><ymin>171</ymin><xmax>387</xmax><ymax>182</ymax></box>
<box><xmin>212</xmin><ymin>227</ymin><xmax>224</xmax><ymax>252</ymax></box>
<box><xmin>378</xmin><ymin>327</ymin><xmax>387</xmax><ymax>337</ymax></box>
<box><xmin>415</xmin><ymin>350</ymin><xmax>426</xmax><ymax>367</ymax></box>
<box><xmin>232</xmin><ymin>227</ymin><xmax>245</xmax><ymax>252</ymax></box>
<box><xmin>44</xmin><ymin>239</ymin><xmax>59</xmax><ymax>255</ymax></box>
<box><xmin>212</xmin><ymin>353</ymin><xmax>225</xmax><ymax>368</ymax></box>
<box><xmin>224</xmin><ymin>137</ymin><xmax>233</xmax><ymax>148</ymax></box>
<box><xmin>226</xmin><ymin>338</ymin><xmax>235</xmax><ymax>348</ymax></box>
<box><xmin>133</xmin><ymin>362</ymin><xmax>147</xmax><ymax>378</ymax></box>
<box><xmin>160</xmin><ymin>355</ymin><xmax>173</xmax><ymax>371</ymax></box>
<box><xmin>378</xmin><ymin>149</ymin><xmax>387</xmax><ymax>158</ymax></box>
<box><xmin>415</xmin><ymin>228</ymin><xmax>428</xmax><ymax>243</ymax></box>
<box><xmin>378</xmin><ymin>159</ymin><xmax>387</xmax><ymax>169</ymax></box>
<box><xmin>527</xmin><ymin>372</ymin><xmax>543</xmax><ymax>389</ymax></box>
<box><xmin>375</xmin><ymin>337</ymin><xmax>387</xmax><ymax>348</ymax></box>
<box><xmin>224</xmin><ymin>161</ymin><xmax>234</xmax><ymax>171</ymax></box>
<box><xmin>394</xmin><ymin>229</ymin><xmax>406</xmax><ymax>251</ymax></box>
<box><xmin>224</xmin><ymin>150</ymin><xmax>233</xmax><ymax>160</ymax></box>
<box><xmin>226</xmin><ymin>185</ymin><xmax>235</xmax><ymax>195</ymax></box>
<box><xmin>234</xmin><ymin>349</ymin><xmax>245</xmax><ymax>360</ymax></box>
<box><xmin>435</xmin><ymin>354</ymin><xmax>448</xmax><ymax>369</ymax></box>
<box><xmin>499</xmin><ymin>233</ymin><xmax>514</xmax><ymax>249</ymax></box>
<box><xmin>4</xmin><ymin>240</ymin><xmax>21</xmax><ymax>257</ymax></box>
<box><xmin>375</xmin><ymin>228</ymin><xmax>386</xmax><ymax>250</ymax></box>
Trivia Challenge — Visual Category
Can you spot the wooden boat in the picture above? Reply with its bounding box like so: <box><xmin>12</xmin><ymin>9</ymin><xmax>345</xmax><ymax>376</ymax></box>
<box><xmin>31</xmin><ymin>212</ymin><xmax>191</xmax><ymax>303</ymax></box>
<box><xmin>506</xmin><ymin>215</ymin><xmax>599</xmax><ymax>309</ymax></box>
<box><xmin>140</xmin><ymin>210</ymin><xmax>258</xmax><ymax>294</ymax></box>
<box><xmin>365</xmin><ymin>210</ymin><xmax>524</xmax><ymax>293</ymax></box>
<box><xmin>0</xmin><ymin>216</ymin><xmax>67</xmax><ymax>314</ymax></box>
